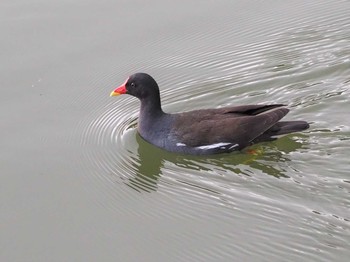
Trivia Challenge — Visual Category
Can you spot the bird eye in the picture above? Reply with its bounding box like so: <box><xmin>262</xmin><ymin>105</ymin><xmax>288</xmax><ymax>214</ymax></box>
<box><xmin>130</xmin><ymin>82</ymin><xmax>135</xmax><ymax>88</ymax></box>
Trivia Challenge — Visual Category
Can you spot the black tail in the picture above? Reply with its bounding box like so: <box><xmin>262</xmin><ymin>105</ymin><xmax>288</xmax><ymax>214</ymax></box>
<box><xmin>270</xmin><ymin>121</ymin><xmax>310</xmax><ymax>135</ymax></box>
<box><xmin>252</xmin><ymin>121</ymin><xmax>309</xmax><ymax>144</ymax></box>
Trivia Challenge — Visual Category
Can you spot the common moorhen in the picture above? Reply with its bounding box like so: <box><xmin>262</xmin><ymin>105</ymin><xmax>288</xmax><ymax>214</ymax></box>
<box><xmin>110</xmin><ymin>73</ymin><xmax>309</xmax><ymax>155</ymax></box>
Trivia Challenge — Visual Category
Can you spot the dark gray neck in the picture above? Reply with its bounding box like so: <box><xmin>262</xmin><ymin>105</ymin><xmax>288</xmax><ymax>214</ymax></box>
<box><xmin>138</xmin><ymin>95</ymin><xmax>165</xmax><ymax>134</ymax></box>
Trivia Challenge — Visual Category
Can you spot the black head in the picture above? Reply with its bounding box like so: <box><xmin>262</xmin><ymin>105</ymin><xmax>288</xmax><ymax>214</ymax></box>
<box><xmin>110</xmin><ymin>73</ymin><xmax>160</xmax><ymax>100</ymax></box>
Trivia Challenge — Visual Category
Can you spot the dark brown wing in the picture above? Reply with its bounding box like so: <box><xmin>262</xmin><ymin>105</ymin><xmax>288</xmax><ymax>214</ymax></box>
<box><xmin>172</xmin><ymin>104</ymin><xmax>289</xmax><ymax>148</ymax></box>
<box><xmin>218</xmin><ymin>104</ymin><xmax>286</xmax><ymax>115</ymax></box>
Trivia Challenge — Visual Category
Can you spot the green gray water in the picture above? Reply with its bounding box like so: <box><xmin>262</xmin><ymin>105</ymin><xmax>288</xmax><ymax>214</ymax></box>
<box><xmin>1</xmin><ymin>0</ymin><xmax>350</xmax><ymax>261</ymax></box>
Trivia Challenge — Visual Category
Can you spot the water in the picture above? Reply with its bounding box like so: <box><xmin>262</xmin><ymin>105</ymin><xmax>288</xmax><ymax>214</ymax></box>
<box><xmin>1</xmin><ymin>0</ymin><xmax>350</xmax><ymax>261</ymax></box>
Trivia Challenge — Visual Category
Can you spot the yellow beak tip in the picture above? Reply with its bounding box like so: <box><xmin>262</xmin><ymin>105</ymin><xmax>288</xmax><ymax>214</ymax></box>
<box><xmin>110</xmin><ymin>91</ymin><xmax>120</xmax><ymax>97</ymax></box>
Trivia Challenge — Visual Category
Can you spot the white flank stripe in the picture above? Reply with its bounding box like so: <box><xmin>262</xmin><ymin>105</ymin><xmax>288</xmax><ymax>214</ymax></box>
<box><xmin>196</xmin><ymin>142</ymin><xmax>238</xmax><ymax>150</ymax></box>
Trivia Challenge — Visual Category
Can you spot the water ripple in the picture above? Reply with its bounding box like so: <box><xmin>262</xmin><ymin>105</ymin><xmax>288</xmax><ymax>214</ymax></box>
<box><xmin>66</xmin><ymin>4</ymin><xmax>350</xmax><ymax>261</ymax></box>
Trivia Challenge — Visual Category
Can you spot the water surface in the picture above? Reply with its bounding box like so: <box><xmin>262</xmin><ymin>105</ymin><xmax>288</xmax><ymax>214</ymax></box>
<box><xmin>1</xmin><ymin>0</ymin><xmax>350</xmax><ymax>261</ymax></box>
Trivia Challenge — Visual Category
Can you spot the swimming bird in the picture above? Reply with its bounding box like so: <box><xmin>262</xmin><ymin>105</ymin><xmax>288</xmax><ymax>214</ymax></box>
<box><xmin>110</xmin><ymin>73</ymin><xmax>309</xmax><ymax>155</ymax></box>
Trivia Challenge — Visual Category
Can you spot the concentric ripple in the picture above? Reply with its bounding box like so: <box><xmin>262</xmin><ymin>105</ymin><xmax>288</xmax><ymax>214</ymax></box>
<box><xmin>74</xmin><ymin>87</ymin><xmax>175</xmax><ymax>195</ymax></box>
<box><xmin>65</xmin><ymin>2</ymin><xmax>350</xmax><ymax>261</ymax></box>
